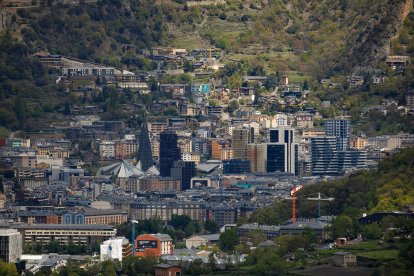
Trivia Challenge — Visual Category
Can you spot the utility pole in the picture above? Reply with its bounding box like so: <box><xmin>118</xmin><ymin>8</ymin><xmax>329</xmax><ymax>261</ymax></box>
<box><xmin>307</xmin><ymin>193</ymin><xmax>334</xmax><ymax>217</ymax></box>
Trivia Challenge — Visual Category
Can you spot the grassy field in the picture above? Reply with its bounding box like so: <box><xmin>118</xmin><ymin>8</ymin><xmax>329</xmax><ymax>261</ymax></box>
<box><xmin>288</xmin><ymin>74</ymin><xmax>312</xmax><ymax>84</ymax></box>
<box><xmin>356</xmin><ymin>250</ymin><xmax>399</xmax><ymax>260</ymax></box>
<box><xmin>313</xmin><ymin>240</ymin><xmax>400</xmax><ymax>261</ymax></box>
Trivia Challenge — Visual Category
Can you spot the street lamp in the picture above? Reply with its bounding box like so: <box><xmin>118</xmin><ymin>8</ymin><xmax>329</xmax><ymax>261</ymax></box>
<box><xmin>131</xmin><ymin>220</ymin><xmax>138</xmax><ymax>256</ymax></box>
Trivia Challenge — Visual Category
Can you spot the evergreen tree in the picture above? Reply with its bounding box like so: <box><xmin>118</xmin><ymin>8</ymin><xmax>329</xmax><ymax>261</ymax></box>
<box><xmin>14</xmin><ymin>96</ymin><xmax>27</xmax><ymax>127</ymax></box>
<box><xmin>303</xmin><ymin>79</ymin><xmax>309</xmax><ymax>90</ymax></box>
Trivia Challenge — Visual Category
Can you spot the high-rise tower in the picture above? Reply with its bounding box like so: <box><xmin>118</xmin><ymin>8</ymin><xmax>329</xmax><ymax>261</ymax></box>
<box><xmin>136</xmin><ymin>117</ymin><xmax>154</xmax><ymax>172</ymax></box>
<box><xmin>325</xmin><ymin>119</ymin><xmax>351</xmax><ymax>151</ymax></box>
<box><xmin>266</xmin><ymin>128</ymin><xmax>298</xmax><ymax>175</ymax></box>
<box><xmin>232</xmin><ymin>127</ymin><xmax>254</xmax><ymax>160</ymax></box>
<box><xmin>159</xmin><ymin>131</ymin><xmax>180</xmax><ymax>177</ymax></box>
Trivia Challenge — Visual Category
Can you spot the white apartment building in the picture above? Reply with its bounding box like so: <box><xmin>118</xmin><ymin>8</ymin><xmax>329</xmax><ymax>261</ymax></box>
<box><xmin>99</xmin><ymin>141</ymin><xmax>115</xmax><ymax>158</ymax></box>
<box><xmin>0</xmin><ymin>229</ymin><xmax>22</xmax><ymax>263</ymax></box>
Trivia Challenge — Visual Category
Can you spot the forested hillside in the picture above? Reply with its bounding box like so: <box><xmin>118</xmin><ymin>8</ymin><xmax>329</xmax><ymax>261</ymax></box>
<box><xmin>8</xmin><ymin>0</ymin><xmax>413</xmax><ymax>74</ymax></box>
<box><xmin>251</xmin><ymin>147</ymin><xmax>414</xmax><ymax>225</ymax></box>
<box><xmin>1</xmin><ymin>0</ymin><xmax>414</xmax><ymax>133</ymax></box>
<box><xmin>17</xmin><ymin>1</ymin><xmax>201</xmax><ymax>65</ymax></box>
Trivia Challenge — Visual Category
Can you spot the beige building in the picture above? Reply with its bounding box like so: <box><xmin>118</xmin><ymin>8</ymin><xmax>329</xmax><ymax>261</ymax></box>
<box><xmin>248</xmin><ymin>144</ymin><xmax>266</xmax><ymax>173</ymax></box>
<box><xmin>84</xmin><ymin>209</ymin><xmax>128</xmax><ymax>225</ymax></box>
<box><xmin>232</xmin><ymin>127</ymin><xmax>254</xmax><ymax>159</ymax></box>
<box><xmin>36</xmin><ymin>146</ymin><xmax>69</xmax><ymax>159</ymax></box>
<box><xmin>177</xmin><ymin>138</ymin><xmax>192</xmax><ymax>154</ymax></box>
<box><xmin>302</xmin><ymin>128</ymin><xmax>326</xmax><ymax>138</ymax></box>
<box><xmin>387</xmin><ymin>136</ymin><xmax>401</xmax><ymax>149</ymax></box>
<box><xmin>181</xmin><ymin>152</ymin><xmax>201</xmax><ymax>163</ymax></box>
<box><xmin>185</xmin><ymin>234</ymin><xmax>219</xmax><ymax>249</ymax></box>
<box><xmin>333</xmin><ymin>252</ymin><xmax>357</xmax><ymax>267</ymax></box>
<box><xmin>140</xmin><ymin>177</ymin><xmax>181</xmax><ymax>191</ymax></box>
<box><xmin>211</xmin><ymin>139</ymin><xmax>232</xmax><ymax>160</ymax></box>
<box><xmin>148</xmin><ymin>122</ymin><xmax>167</xmax><ymax>134</ymax></box>
<box><xmin>221</xmin><ymin>148</ymin><xmax>233</xmax><ymax>160</ymax></box>
<box><xmin>295</xmin><ymin>112</ymin><xmax>314</xmax><ymax>128</ymax></box>
<box><xmin>13</xmin><ymin>155</ymin><xmax>37</xmax><ymax>168</ymax></box>
<box><xmin>350</xmin><ymin>136</ymin><xmax>368</xmax><ymax>150</ymax></box>
<box><xmin>18</xmin><ymin>224</ymin><xmax>116</xmax><ymax>246</ymax></box>
<box><xmin>125</xmin><ymin>176</ymin><xmax>140</xmax><ymax>193</ymax></box>
<box><xmin>151</xmin><ymin>139</ymin><xmax>160</xmax><ymax>160</ymax></box>
<box><xmin>115</xmin><ymin>141</ymin><xmax>138</xmax><ymax>159</ymax></box>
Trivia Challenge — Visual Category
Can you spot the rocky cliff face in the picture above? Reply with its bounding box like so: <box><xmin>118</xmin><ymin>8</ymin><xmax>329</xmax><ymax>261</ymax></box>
<box><xmin>346</xmin><ymin>0</ymin><xmax>413</xmax><ymax>73</ymax></box>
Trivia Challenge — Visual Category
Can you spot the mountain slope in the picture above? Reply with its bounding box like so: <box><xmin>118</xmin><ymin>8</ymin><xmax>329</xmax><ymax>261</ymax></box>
<box><xmin>4</xmin><ymin>0</ymin><xmax>412</xmax><ymax>76</ymax></box>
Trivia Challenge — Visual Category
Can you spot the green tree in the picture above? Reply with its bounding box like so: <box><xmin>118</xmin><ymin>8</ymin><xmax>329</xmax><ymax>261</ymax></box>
<box><xmin>303</xmin><ymin>79</ymin><xmax>309</xmax><ymax>90</ymax></box>
<box><xmin>121</xmin><ymin>256</ymin><xmax>157</xmax><ymax>275</ymax></box>
<box><xmin>101</xmin><ymin>260</ymin><xmax>117</xmax><ymax>276</ymax></box>
<box><xmin>14</xmin><ymin>96</ymin><xmax>27</xmax><ymax>128</ymax></box>
<box><xmin>329</xmin><ymin>215</ymin><xmax>355</xmax><ymax>239</ymax></box>
<box><xmin>169</xmin><ymin>214</ymin><xmax>191</xmax><ymax>230</ymax></box>
<box><xmin>301</xmin><ymin>227</ymin><xmax>317</xmax><ymax>245</ymax></box>
<box><xmin>219</xmin><ymin>229</ymin><xmax>239</xmax><ymax>251</ymax></box>
<box><xmin>361</xmin><ymin>223</ymin><xmax>383</xmax><ymax>240</ymax></box>
<box><xmin>247</xmin><ymin>229</ymin><xmax>266</xmax><ymax>246</ymax></box>
<box><xmin>227</xmin><ymin>73</ymin><xmax>241</xmax><ymax>89</ymax></box>
<box><xmin>0</xmin><ymin>259</ymin><xmax>18</xmax><ymax>276</ymax></box>
<box><xmin>227</xmin><ymin>99</ymin><xmax>239</xmax><ymax>114</ymax></box>
<box><xmin>183</xmin><ymin>60</ymin><xmax>194</xmax><ymax>72</ymax></box>
<box><xmin>163</xmin><ymin>106</ymin><xmax>178</xmax><ymax>116</ymax></box>
<box><xmin>186</xmin><ymin>258</ymin><xmax>209</xmax><ymax>275</ymax></box>
<box><xmin>204</xmin><ymin>220</ymin><xmax>219</xmax><ymax>234</ymax></box>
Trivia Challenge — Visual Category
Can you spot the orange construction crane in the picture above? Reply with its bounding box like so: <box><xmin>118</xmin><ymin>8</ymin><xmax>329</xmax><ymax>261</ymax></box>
<box><xmin>290</xmin><ymin>185</ymin><xmax>303</xmax><ymax>224</ymax></box>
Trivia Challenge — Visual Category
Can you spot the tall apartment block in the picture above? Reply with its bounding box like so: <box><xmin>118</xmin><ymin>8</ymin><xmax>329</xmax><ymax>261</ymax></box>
<box><xmin>267</xmin><ymin>128</ymin><xmax>299</xmax><ymax>175</ymax></box>
<box><xmin>159</xmin><ymin>131</ymin><xmax>180</xmax><ymax>177</ymax></box>
<box><xmin>248</xmin><ymin>144</ymin><xmax>266</xmax><ymax>173</ymax></box>
<box><xmin>232</xmin><ymin>127</ymin><xmax>254</xmax><ymax>160</ymax></box>
<box><xmin>325</xmin><ymin>119</ymin><xmax>351</xmax><ymax>151</ymax></box>
<box><xmin>311</xmin><ymin>135</ymin><xmax>367</xmax><ymax>176</ymax></box>
<box><xmin>311</xmin><ymin>136</ymin><xmax>339</xmax><ymax>176</ymax></box>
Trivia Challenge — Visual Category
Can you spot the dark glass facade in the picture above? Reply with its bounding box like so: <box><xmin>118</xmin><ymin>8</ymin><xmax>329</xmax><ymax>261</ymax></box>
<box><xmin>159</xmin><ymin>131</ymin><xmax>180</xmax><ymax>177</ymax></box>
<box><xmin>223</xmin><ymin>159</ymin><xmax>250</xmax><ymax>174</ymax></box>
<box><xmin>170</xmin><ymin>161</ymin><xmax>196</xmax><ymax>190</ymax></box>
<box><xmin>266</xmin><ymin>144</ymin><xmax>286</xmax><ymax>173</ymax></box>
<box><xmin>311</xmin><ymin>136</ymin><xmax>367</xmax><ymax>176</ymax></box>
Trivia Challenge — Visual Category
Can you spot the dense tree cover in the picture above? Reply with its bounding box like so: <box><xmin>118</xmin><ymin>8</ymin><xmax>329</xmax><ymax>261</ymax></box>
<box><xmin>0</xmin><ymin>260</ymin><xmax>19</xmax><ymax>276</ymax></box>
<box><xmin>0</xmin><ymin>32</ymin><xmax>62</xmax><ymax>131</ymax></box>
<box><xmin>242</xmin><ymin>232</ymin><xmax>320</xmax><ymax>275</ymax></box>
<box><xmin>204</xmin><ymin>220</ymin><xmax>219</xmax><ymax>234</ymax></box>
<box><xmin>49</xmin><ymin>256</ymin><xmax>156</xmax><ymax>276</ymax></box>
<box><xmin>115</xmin><ymin>215</ymin><xmax>203</xmax><ymax>243</ymax></box>
<box><xmin>251</xmin><ymin>147</ymin><xmax>414</xmax><ymax>225</ymax></box>
<box><xmin>18</xmin><ymin>1</ymin><xmax>202</xmax><ymax>64</ymax></box>
<box><xmin>249</xmin><ymin>200</ymin><xmax>292</xmax><ymax>225</ymax></box>
<box><xmin>298</xmin><ymin>147</ymin><xmax>414</xmax><ymax>215</ymax></box>
<box><xmin>1</xmin><ymin>0</ymin><xmax>413</xmax><ymax>135</ymax></box>
<box><xmin>219</xmin><ymin>229</ymin><xmax>240</xmax><ymax>252</ymax></box>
